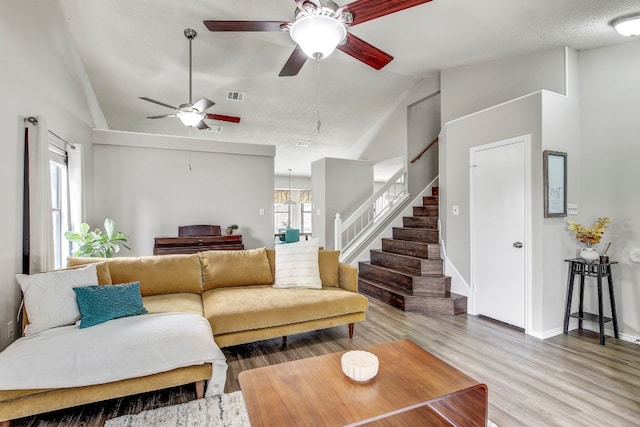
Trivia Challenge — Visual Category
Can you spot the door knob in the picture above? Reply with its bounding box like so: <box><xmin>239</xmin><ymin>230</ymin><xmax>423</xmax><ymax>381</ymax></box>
<box><xmin>513</xmin><ymin>241</ymin><xmax>523</xmax><ymax>248</ymax></box>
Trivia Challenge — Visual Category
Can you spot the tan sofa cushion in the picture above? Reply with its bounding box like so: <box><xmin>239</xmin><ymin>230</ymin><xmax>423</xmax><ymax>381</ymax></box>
<box><xmin>142</xmin><ymin>293</ymin><xmax>204</xmax><ymax>317</ymax></box>
<box><xmin>69</xmin><ymin>255</ymin><xmax>202</xmax><ymax>296</ymax></box>
<box><xmin>318</xmin><ymin>250</ymin><xmax>340</xmax><ymax>287</ymax></box>
<box><xmin>63</xmin><ymin>259</ymin><xmax>113</xmax><ymax>285</ymax></box>
<box><xmin>200</xmin><ymin>248</ymin><xmax>272</xmax><ymax>290</ymax></box>
<box><xmin>202</xmin><ymin>285</ymin><xmax>369</xmax><ymax>335</ymax></box>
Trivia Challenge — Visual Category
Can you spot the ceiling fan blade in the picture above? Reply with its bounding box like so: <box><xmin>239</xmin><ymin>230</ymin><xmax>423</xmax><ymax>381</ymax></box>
<box><xmin>338</xmin><ymin>33</ymin><xmax>393</xmax><ymax>70</ymax></box>
<box><xmin>206</xmin><ymin>113</ymin><xmax>241</xmax><ymax>123</ymax></box>
<box><xmin>204</xmin><ymin>21</ymin><xmax>288</xmax><ymax>32</ymax></box>
<box><xmin>279</xmin><ymin>46</ymin><xmax>308</xmax><ymax>77</ymax></box>
<box><xmin>192</xmin><ymin>97</ymin><xmax>215</xmax><ymax>112</ymax></box>
<box><xmin>146</xmin><ymin>114</ymin><xmax>176</xmax><ymax>119</ymax></box>
<box><xmin>196</xmin><ymin>120</ymin><xmax>209</xmax><ymax>130</ymax></box>
<box><xmin>343</xmin><ymin>0</ymin><xmax>433</xmax><ymax>26</ymax></box>
<box><xmin>139</xmin><ymin>97</ymin><xmax>178</xmax><ymax>110</ymax></box>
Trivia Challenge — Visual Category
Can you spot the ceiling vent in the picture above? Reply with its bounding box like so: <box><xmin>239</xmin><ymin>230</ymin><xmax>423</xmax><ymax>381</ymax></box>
<box><xmin>226</xmin><ymin>91</ymin><xmax>245</xmax><ymax>102</ymax></box>
<box><xmin>296</xmin><ymin>139</ymin><xmax>312</xmax><ymax>147</ymax></box>
<box><xmin>207</xmin><ymin>125</ymin><xmax>223</xmax><ymax>133</ymax></box>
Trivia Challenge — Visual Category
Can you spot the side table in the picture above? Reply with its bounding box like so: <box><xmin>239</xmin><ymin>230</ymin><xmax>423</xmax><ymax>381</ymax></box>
<box><xmin>563</xmin><ymin>258</ymin><xmax>619</xmax><ymax>345</ymax></box>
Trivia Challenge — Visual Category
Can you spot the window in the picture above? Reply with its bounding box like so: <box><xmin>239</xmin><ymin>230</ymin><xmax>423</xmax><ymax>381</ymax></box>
<box><xmin>300</xmin><ymin>202</ymin><xmax>312</xmax><ymax>233</ymax></box>
<box><xmin>274</xmin><ymin>203</ymin><xmax>292</xmax><ymax>232</ymax></box>
<box><xmin>49</xmin><ymin>141</ymin><xmax>71</xmax><ymax>269</ymax></box>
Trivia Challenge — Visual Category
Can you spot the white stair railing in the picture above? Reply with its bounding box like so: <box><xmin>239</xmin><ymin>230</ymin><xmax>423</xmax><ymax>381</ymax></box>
<box><xmin>334</xmin><ymin>167</ymin><xmax>408</xmax><ymax>254</ymax></box>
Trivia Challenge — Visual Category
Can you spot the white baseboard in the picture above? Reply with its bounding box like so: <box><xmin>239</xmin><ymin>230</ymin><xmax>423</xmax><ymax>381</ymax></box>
<box><xmin>540</xmin><ymin>319</ymin><xmax>639</xmax><ymax>344</ymax></box>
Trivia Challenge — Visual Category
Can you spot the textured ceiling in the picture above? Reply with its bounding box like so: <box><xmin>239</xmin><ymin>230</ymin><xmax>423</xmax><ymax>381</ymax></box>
<box><xmin>57</xmin><ymin>0</ymin><xmax>640</xmax><ymax>177</ymax></box>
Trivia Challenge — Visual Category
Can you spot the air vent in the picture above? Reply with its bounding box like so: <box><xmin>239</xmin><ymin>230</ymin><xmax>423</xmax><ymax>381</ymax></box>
<box><xmin>207</xmin><ymin>125</ymin><xmax>223</xmax><ymax>133</ymax></box>
<box><xmin>226</xmin><ymin>91</ymin><xmax>245</xmax><ymax>102</ymax></box>
<box><xmin>296</xmin><ymin>140</ymin><xmax>312</xmax><ymax>147</ymax></box>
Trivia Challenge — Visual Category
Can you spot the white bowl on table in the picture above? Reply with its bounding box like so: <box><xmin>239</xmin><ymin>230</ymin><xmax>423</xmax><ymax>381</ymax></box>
<box><xmin>341</xmin><ymin>350</ymin><xmax>379</xmax><ymax>382</ymax></box>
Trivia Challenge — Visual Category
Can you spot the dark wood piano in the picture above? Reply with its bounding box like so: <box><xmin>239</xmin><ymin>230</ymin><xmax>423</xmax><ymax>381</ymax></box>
<box><xmin>153</xmin><ymin>224</ymin><xmax>244</xmax><ymax>255</ymax></box>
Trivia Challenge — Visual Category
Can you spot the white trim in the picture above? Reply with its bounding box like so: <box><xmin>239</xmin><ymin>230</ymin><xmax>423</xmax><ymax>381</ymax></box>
<box><xmin>469</xmin><ymin>135</ymin><xmax>532</xmax><ymax>333</ymax></box>
<box><xmin>540</xmin><ymin>321</ymin><xmax>640</xmax><ymax>345</ymax></box>
<box><xmin>440</xmin><ymin>241</ymin><xmax>469</xmax><ymax>297</ymax></box>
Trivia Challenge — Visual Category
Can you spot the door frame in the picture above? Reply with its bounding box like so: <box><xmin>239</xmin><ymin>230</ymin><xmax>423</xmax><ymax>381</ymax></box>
<box><xmin>469</xmin><ymin>134</ymin><xmax>532</xmax><ymax>334</ymax></box>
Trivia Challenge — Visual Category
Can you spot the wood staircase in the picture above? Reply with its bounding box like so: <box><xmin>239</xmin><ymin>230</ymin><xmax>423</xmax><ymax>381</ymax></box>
<box><xmin>358</xmin><ymin>187</ymin><xmax>467</xmax><ymax>315</ymax></box>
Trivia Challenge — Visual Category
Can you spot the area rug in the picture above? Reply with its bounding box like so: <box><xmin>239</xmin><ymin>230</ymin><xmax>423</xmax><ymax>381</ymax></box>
<box><xmin>105</xmin><ymin>391</ymin><xmax>250</xmax><ymax>427</ymax></box>
<box><xmin>106</xmin><ymin>390</ymin><xmax>498</xmax><ymax>426</ymax></box>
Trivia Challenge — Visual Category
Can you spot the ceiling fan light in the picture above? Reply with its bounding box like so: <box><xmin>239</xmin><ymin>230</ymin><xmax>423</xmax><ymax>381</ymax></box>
<box><xmin>290</xmin><ymin>15</ymin><xmax>346</xmax><ymax>59</ymax></box>
<box><xmin>612</xmin><ymin>13</ymin><xmax>640</xmax><ymax>36</ymax></box>
<box><xmin>177</xmin><ymin>110</ymin><xmax>205</xmax><ymax>127</ymax></box>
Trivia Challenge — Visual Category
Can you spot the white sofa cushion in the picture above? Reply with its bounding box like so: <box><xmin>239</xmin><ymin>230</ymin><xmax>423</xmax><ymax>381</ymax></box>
<box><xmin>273</xmin><ymin>239</ymin><xmax>322</xmax><ymax>289</ymax></box>
<box><xmin>16</xmin><ymin>264</ymin><xmax>98</xmax><ymax>335</ymax></box>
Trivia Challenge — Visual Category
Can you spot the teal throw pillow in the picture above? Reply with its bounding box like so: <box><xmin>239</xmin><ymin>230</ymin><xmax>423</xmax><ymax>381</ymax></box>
<box><xmin>73</xmin><ymin>282</ymin><xmax>147</xmax><ymax>328</ymax></box>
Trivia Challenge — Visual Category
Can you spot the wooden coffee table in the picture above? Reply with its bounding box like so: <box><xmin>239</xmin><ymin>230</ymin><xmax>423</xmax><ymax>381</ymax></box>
<box><xmin>238</xmin><ymin>339</ymin><xmax>488</xmax><ymax>426</ymax></box>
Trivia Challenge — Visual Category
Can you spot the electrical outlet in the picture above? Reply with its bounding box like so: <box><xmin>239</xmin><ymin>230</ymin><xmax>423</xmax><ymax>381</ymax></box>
<box><xmin>567</xmin><ymin>204</ymin><xmax>578</xmax><ymax>216</ymax></box>
<box><xmin>7</xmin><ymin>321</ymin><xmax>14</xmax><ymax>341</ymax></box>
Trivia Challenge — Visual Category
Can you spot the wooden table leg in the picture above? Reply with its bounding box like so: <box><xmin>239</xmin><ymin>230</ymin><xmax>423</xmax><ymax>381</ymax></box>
<box><xmin>578</xmin><ymin>273</ymin><xmax>586</xmax><ymax>331</ymax></box>
<box><xmin>597</xmin><ymin>272</ymin><xmax>605</xmax><ymax>345</ymax></box>
<box><xmin>563</xmin><ymin>263</ymin><xmax>575</xmax><ymax>334</ymax></box>
<box><xmin>607</xmin><ymin>267</ymin><xmax>620</xmax><ymax>339</ymax></box>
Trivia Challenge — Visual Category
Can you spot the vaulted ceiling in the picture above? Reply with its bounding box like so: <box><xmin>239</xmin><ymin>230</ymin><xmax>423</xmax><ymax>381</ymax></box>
<box><xmin>57</xmin><ymin>0</ymin><xmax>639</xmax><ymax>176</ymax></box>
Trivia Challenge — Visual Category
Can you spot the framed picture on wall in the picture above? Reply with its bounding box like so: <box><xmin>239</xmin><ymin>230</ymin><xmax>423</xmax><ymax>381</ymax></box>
<box><xmin>543</xmin><ymin>150</ymin><xmax>567</xmax><ymax>217</ymax></box>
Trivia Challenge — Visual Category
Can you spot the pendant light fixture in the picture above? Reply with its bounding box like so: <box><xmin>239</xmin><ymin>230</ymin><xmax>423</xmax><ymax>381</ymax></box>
<box><xmin>285</xmin><ymin>169</ymin><xmax>296</xmax><ymax>205</ymax></box>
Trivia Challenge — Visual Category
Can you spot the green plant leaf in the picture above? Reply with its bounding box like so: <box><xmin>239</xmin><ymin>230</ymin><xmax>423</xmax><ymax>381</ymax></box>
<box><xmin>64</xmin><ymin>218</ymin><xmax>130</xmax><ymax>258</ymax></box>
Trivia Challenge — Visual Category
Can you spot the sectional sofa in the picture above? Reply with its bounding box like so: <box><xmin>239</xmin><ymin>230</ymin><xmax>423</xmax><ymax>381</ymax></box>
<box><xmin>0</xmin><ymin>245</ymin><xmax>368</xmax><ymax>425</ymax></box>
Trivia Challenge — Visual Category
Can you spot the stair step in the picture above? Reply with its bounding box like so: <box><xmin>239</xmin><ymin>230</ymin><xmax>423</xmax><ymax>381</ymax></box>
<box><xmin>370</xmin><ymin>249</ymin><xmax>443</xmax><ymax>276</ymax></box>
<box><xmin>359</xmin><ymin>278</ymin><xmax>408</xmax><ymax>311</ymax></box>
<box><xmin>405</xmin><ymin>293</ymin><xmax>467</xmax><ymax>315</ymax></box>
<box><xmin>403</xmin><ymin>216</ymin><xmax>438</xmax><ymax>229</ymax></box>
<box><xmin>359</xmin><ymin>261</ymin><xmax>412</xmax><ymax>292</ymax></box>
<box><xmin>359</xmin><ymin>262</ymin><xmax>450</xmax><ymax>296</ymax></box>
<box><xmin>392</xmin><ymin>227</ymin><xmax>439</xmax><ymax>244</ymax></box>
<box><xmin>413</xmin><ymin>206</ymin><xmax>438</xmax><ymax>217</ymax></box>
<box><xmin>431</xmin><ymin>186</ymin><xmax>439</xmax><ymax>196</ymax></box>
<box><xmin>381</xmin><ymin>238</ymin><xmax>440</xmax><ymax>259</ymax></box>
<box><xmin>422</xmin><ymin>196</ymin><xmax>439</xmax><ymax>205</ymax></box>
<box><xmin>359</xmin><ymin>277</ymin><xmax>466</xmax><ymax>315</ymax></box>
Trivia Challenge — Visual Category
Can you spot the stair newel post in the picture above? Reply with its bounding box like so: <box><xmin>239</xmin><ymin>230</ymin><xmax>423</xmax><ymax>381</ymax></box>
<box><xmin>334</xmin><ymin>213</ymin><xmax>342</xmax><ymax>250</ymax></box>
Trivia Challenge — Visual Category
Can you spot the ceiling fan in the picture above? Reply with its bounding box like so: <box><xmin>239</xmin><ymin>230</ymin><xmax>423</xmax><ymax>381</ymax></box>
<box><xmin>204</xmin><ymin>0</ymin><xmax>432</xmax><ymax>77</ymax></box>
<box><xmin>140</xmin><ymin>28</ymin><xmax>241</xmax><ymax>130</ymax></box>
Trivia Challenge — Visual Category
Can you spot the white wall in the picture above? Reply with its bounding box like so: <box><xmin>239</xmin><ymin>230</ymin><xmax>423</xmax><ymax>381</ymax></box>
<box><xmin>407</xmin><ymin>93</ymin><xmax>441</xmax><ymax>197</ymax></box>
<box><xmin>578</xmin><ymin>39</ymin><xmax>640</xmax><ymax>340</ymax></box>
<box><xmin>311</xmin><ymin>158</ymin><xmax>373</xmax><ymax>249</ymax></box>
<box><xmin>440</xmin><ymin>48</ymin><xmax>583</xmax><ymax>338</ymax></box>
<box><xmin>92</xmin><ymin>130</ymin><xmax>275</xmax><ymax>254</ymax></box>
<box><xmin>0</xmin><ymin>2</ymin><xmax>101</xmax><ymax>350</ymax></box>
<box><xmin>441</xmin><ymin>48</ymin><xmax>567</xmax><ymax>123</ymax></box>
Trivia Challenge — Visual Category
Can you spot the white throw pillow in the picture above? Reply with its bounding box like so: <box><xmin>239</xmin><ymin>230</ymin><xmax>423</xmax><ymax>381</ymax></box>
<box><xmin>273</xmin><ymin>239</ymin><xmax>322</xmax><ymax>289</ymax></box>
<box><xmin>16</xmin><ymin>263</ymin><xmax>99</xmax><ymax>335</ymax></box>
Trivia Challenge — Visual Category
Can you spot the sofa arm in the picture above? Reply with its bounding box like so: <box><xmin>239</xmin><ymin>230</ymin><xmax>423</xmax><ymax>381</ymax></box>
<box><xmin>338</xmin><ymin>262</ymin><xmax>358</xmax><ymax>293</ymax></box>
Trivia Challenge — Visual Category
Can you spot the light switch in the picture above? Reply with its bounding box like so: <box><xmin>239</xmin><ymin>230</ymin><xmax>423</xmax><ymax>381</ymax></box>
<box><xmin>259</xmin><ymin>208</ymin><xmax>265</xmax><ymax>215</ymax></box>
<box><xmin>452</xmin><ymin>205</ymin><xmax>459</xmax><ymax>216</ymax></box>
<box><xmin>567</xmin><ymin>204</ymin><xmax>578</xmax><ymax>216</ymax></box>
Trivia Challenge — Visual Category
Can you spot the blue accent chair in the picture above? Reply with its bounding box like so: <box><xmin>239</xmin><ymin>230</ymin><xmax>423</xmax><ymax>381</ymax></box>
<box><xmin>285</xmin><ymin>228</ymin><xmax>300</xmax><ymax>243</ymax></box>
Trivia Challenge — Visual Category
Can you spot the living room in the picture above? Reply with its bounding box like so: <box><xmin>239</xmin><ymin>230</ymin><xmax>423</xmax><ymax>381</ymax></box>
<box><xmin>2</xmin><ymin>1</ymin><xmax>640</xmax><ymax>426</ymax></box>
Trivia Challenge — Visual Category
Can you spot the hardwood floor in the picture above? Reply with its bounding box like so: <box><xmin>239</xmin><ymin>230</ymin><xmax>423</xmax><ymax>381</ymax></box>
<box><xmin>12</xmin><ymin>298</ymin><xmax>640</xmax><ymax>426</ymax></box>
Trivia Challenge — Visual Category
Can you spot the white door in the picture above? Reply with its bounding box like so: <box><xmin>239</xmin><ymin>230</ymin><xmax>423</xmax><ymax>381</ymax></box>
<box><xmin>471</xmin><ymin>137</ymin><xmax>528</xmax><ymax>329</ymax></box>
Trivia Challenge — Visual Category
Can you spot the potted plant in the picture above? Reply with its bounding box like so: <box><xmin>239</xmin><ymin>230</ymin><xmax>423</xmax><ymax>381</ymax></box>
<box><xmin>226</xmin><ymin>224</ymin><xmax>239</xmax><ymax>235</ymax></box>
<box><xmin>64</xmin><ymin>218</ymin><xmax>131</xmax><ymax>258</ymax></box>
<box><xmin>567</xmin><ymin>217</ymin><xmax>610</xmax><ymax>260</ymax></box>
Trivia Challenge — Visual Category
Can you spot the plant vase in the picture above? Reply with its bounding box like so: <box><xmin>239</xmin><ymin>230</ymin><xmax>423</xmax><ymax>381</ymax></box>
<box><xmin>579</xmin><ymin>245</ymin><xmax>599</xmax><ymax>261</ymax></box>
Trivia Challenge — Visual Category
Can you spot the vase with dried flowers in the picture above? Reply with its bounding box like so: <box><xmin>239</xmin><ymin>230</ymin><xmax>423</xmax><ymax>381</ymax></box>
<box><xmin>567</xmin><ymin>217</ymin><xmax>610</xmax><ymax>260</ymax></box>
